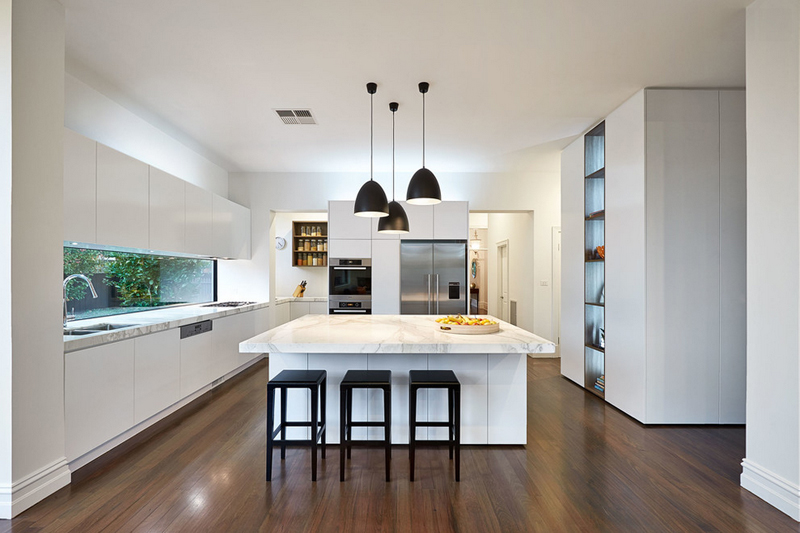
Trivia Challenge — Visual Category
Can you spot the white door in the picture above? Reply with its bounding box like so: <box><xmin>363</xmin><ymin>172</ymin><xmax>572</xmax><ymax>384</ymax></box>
<box><xmin>552</xmin><ymin>227</ymin><xmax>562</xmax><ymax>357</ymax></box>
<box><xmin>497</xmin><ymin>240</ymin><xmax>509</xmax><ymax>321</ymax></box>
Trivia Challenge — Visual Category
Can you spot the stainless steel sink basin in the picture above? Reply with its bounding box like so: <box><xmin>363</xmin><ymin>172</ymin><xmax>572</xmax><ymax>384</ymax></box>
<box><xmin>63</xmin><ymin>323</ymin><xmax>140</xmax><ymax>336</ymax></box>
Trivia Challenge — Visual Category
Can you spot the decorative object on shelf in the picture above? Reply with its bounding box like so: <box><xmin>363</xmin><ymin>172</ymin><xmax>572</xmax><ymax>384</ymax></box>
<box><xmin>599</xmin><ymin>328</ymin><xmax>605</xmax><ymax>349</ymax></box>
<box><xmin>587</xmin><ymin>209</ymin><xmax>605</xmax><ymax>220</ymax></box>
<box><xmin>599</xmin><ymin>284</ymin><xmax>604</xmax><ymax>304</ymax></box>
<box><xmin>407</xmin><ymin>82</ymin><xmax>442</xmax><ymax>205</ymax></box>
<box><xmin>292</xmin><ymin>280</ymin><xmax>307</xmax><ymax>298</ymax></box>
<box><xmin>275</xmin><ymin>236</ymin><xmax>286</xmax><ymax>250</ymax></box>
<box><xmin>354</xmin><ymin>82</ymin><xmax>389</xmax><ymax>218</ymax></box>
<box><xmin>378</xmin><ymin>102</ymin><xmax>410</xmax><ymax>234</ymax></box>
<box><xmin>470</xmin><ymin>229</ymin><xmax>482</xmax><ymax>250</ymax></box>
<box><xmin>596</xmin><ymin>245</ymin><xmax>605</xmax><ymax>259</ymax></box>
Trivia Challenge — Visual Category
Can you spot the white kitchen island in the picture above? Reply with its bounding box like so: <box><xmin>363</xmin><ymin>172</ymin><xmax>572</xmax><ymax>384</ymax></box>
<box><xmin>240</xmin><ymin>314</ymin><xmax>555</xmax><ymax>445</ymax></box>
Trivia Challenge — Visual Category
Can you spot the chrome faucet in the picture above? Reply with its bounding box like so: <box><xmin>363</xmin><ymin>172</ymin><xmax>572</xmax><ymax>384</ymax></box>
<box><xmin>63</xmin><ymin>274</ymin><xmax>98</xmax><ymax>327</ymax></box>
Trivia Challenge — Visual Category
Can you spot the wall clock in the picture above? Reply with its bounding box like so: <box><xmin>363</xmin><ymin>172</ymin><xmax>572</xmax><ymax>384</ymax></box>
<box><xmin>275</xmin><ymin>236</ymin><xmax>286</xmax><ymax>250</ymax></box>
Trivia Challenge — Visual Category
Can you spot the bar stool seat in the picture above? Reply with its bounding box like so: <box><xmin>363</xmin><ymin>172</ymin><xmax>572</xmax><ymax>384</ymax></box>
<box><xmin>409</xmin><ymin>369</ymin><xmax>461</xmax><ymax>482</ymax></box>
<box><xmin>266</xmin><ymin>369</ymin><xmax>327</xmax><ymax>481</ymax></box>
<box><xmin>340</xmin><ymin>369</ymin><xmax>392</xmax><ymax>481</ymax></box>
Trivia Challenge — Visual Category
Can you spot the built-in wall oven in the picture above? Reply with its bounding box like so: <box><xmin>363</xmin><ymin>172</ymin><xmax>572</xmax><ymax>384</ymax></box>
<box><xmin>328</xmin><ymin>258</ymin><xmax>372</xmax><ymax>314</ymax></box>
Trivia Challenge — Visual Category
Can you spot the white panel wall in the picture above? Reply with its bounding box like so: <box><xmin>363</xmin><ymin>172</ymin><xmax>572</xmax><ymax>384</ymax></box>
<box><xmin>559</xmin><ymin>138</ymin><xmax>585</xmax><ymax>385</ymax></box>
<box><xmin>742</xmin><ymin>0</ymin><xmax>800</xmax><ymax>520</ymax></box>
<box><xmin>604</xmin><ymin>90</ymin><xmax>647</xmax><ymax>422</ymax></box>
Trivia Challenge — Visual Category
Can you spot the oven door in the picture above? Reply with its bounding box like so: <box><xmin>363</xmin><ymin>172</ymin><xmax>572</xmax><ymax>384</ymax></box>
<box><xmin>329</xmin><ymin>265</ymin><xmax>372</xmax><ymax>302</ymax></box>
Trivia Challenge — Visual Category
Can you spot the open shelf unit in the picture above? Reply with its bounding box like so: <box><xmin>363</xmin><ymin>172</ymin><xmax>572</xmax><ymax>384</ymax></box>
<box><xmin>292</xmin><ymin>221</ymin><xmax>328</xmax><ymax>267</ymax></box>
<box><xmin>584</xmin><ymin>122</ymin><xmax>605</xmax><ymax>398</ymax></box>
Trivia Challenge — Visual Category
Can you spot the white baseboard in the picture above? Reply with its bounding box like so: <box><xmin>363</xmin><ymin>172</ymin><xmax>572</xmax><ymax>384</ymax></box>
<box><xmin>69</xmin><ymin>355</ymin><xmax>265</xmax><ymax>472</ymax></box>
<box><xmin>0</xmin><ymin>457</ymin><xmax>71</xmax><ymax>519</ymax></box>
<box><xmin>741</xmin><ymin>458</ymin><xmax>800</xmax><ymax>521</ymax></box>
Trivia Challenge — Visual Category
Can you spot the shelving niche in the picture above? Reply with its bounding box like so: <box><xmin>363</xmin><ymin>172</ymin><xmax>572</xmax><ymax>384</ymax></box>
<box><xmin>292</xmin><ymin>221</ymin><xmax>328</xmax><ymax>267</ymax></box>
<box><xmin>584</xmin><ymin>122</ymin><xmax>605</xmax><ymax>397</ymax></box>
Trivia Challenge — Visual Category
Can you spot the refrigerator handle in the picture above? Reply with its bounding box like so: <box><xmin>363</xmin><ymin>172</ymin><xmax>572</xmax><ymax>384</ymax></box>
<box><xmin>427</xmin><ymin>274</ymin><xmax>431</xmax><ymax>315</ymax></box>
<box><xmin>435</xmin><ymin>274</ymin><xmax>440</xmax><ymax>314</ymax></box>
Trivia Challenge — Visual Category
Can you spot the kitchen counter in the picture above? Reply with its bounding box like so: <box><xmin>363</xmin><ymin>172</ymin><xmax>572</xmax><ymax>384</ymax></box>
<box><xmin>274</xmin><ymin>296</ymin><xmax>327</xmax><ymax>303</ymax></box>
<box><xmin>64</xmin><ymin>301</ymin><xmax>269</xmax><ymax>353</ymax></box>
<box><xmin>240</xmin><ymin>314</ymin><xmax>554</xmax><ymax>445</ymax></box>
<box><xmin>240</xmin><ymin>314</ymin><xmax>554</xmax><ymax>354</ymax></box>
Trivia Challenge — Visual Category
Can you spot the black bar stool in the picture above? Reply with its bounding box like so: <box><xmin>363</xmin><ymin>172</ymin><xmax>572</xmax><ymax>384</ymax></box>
<box><xmin>409</xmin><ymin>370</ymin><xmax>461</xmax><ymax>482</ymax></box>
<box><xmin>266</xmin><ymin>369</ymin><xmax>327</xmax><ymax>481</ymax></box>
<box><xmin>339</xmin><ymin>370</ymin><xmax>392</xmax><ymax>482</ymax></box>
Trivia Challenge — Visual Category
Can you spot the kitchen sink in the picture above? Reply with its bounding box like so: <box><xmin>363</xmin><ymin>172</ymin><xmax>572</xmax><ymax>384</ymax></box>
<box><xmin>63</xmin><ymin>323</ymin><xmax>140</xmax><ymax>336</ymax></box>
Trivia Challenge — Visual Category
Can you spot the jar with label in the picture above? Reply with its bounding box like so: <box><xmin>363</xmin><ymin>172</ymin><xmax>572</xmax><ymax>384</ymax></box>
<box><xmin>311</xmin><ymin>254</ymin><xmax>317</xmax><ymax>266</ymax></box>
<box><xmin>307</xmin><ymin>253</ymin><xmax>312</xmax><ymax>264</ymax></box>
<box><xmin>304</xmin><ymin>240</ymin><xmax>310</xmax><ymax>251</ymax></box>
<box><xmin>323</xmin><ymin>240</ymin><xmax>327</xmax><ymax>252</ymax></box>
<box><xmin>310</xmin><ymin>240</ymin><xmax>316</xmax><ymax>251</ymax></box>
<box><xmin>297</xmin><ymin>254</ymin><xmax>303</xmax><ymax>266</ymax></box>
<box><xmin>322</xmin><ymin>254</ymin><xmax>327</xmax><ymax>266</ymax></box>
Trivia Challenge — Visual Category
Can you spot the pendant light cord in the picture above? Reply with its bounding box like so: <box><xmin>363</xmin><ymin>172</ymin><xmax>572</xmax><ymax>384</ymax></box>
<box><xmin>392</xmin><ymin>107</ymin><xmax>396</xmax><ymax>200</ymax></box>
<box><xmin>422</xmin><ymin>91</ymin><xmax>426</xmax><ymax>168</ymax></box>
<box><xmin>370</xmin><ymin>92</ymin><xmax>374</xmax><ymax>181</ymax></box>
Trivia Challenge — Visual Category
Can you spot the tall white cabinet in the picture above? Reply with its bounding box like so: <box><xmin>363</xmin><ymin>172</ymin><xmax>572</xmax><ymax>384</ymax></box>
<box><xmin>560</xmin><ymin>89</ymin><xmax>746</xmax><ymax>424</ymax></box>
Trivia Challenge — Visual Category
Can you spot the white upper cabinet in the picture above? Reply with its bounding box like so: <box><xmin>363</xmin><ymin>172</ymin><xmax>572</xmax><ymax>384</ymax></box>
<box><xmin>433</xmin><ymin>201</ymin><xmax>469</xmax><ymax>240</ymax></box>
<box><xmin>149</xmin><ymin>167</ymin><xmax>186</xmax><ymax>254</ymax></box>
<box><xmin>329</xmin><ymin>200</ymin><xmax>371</xmax><ymax>239</ymax></box>
<box><xmin>185</xmin><ymin>182</ymin><xmax>214</xmax><ymax>256</ymax></box>
<box><xmin>399</xmin><ymin>202</ymin><xmax>433</xmax><ymax>239</ymax></box>
<box><xmin>96</xmin><ymin>144</ymin><xmax>149</xmax><ymax>249</ymax></box>
<box><xmin>213</xmin><ymin>194</ymin><xmax>251</xmax><ymax>259</ymax></box>
<box><xmin>63</xmin><ymin>128</ymin><xmax>97</xmax><ymax>244</ymax></box>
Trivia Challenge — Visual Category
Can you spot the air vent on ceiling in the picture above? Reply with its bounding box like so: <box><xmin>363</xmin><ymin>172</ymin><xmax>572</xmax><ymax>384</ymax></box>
<box><xmin>275</xmin><ymin>109</ymin><xmax>317</xmax><ymax>125</ymax></box>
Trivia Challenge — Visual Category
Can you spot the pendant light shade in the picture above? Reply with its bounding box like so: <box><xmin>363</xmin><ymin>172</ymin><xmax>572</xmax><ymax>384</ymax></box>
<box><xmin>354</xmin><ymin>82</ymin><xmax>389</xmax><ymax>218</ymax></box>
<box><xmin>407</xmin><ymin>81</ymin><xmax>442</xmax><ymax>205</ymax></box>
<box><xmin>379</xmin><ymin>101</ymin><xmax>410</xmax><ymax>234</ymax></box>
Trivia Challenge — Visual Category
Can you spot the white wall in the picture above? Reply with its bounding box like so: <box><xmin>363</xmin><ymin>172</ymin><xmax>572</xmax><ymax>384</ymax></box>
<box><xmin>0</xmin><ymin>0</ymin><xmax>70</xmax><ymax>518</ymax></box>
<box><xmin>223</xmin><ymin>168</ymin><xmax>560</xmax><ymax>341</ymax></box>
<box><xmin>274</xmin><ymin>212</ymin><xmax>328</xmax><ymax>297</ymax></box>
<box><xmin>485</xmin><ymin>213</ymin><xmax>535</xmax><ymax>333</ymax></box>
<box><xmin>64</xmin><ymin>73</ymin><xmax>228</xmax><ymax>197</ymax></box>
<box><xmin>741</xmin><ymin>0</ymin><xmax>800</xmax><ymax>521</ymax></box>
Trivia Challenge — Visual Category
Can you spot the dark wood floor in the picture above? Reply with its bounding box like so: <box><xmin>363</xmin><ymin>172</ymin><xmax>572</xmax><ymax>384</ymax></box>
<box><xmin>2</xmin><ymin>358</ymin><xmax>798</xmax><ymax>532</ymax></box>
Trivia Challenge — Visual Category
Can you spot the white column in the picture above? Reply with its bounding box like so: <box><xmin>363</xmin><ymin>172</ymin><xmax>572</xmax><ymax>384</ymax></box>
<box><xmin>742</xmin><ymin>0</ymin><xmax>800</xmax><ymax>521</ymax></box>
<box><xmin>0</xmin><ymin>0</ymin><xmax>67</xmax><ymax>519</ymax></box>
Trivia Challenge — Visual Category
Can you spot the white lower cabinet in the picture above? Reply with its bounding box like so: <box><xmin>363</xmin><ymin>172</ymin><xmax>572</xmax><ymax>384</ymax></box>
<box><xmin>180</xmin><ymin>328</ymin><xmax>214</xmax><ymax>397</ymax></box>
<box><xmin>428</xmin><ymin>353</ymin><xmax>488</xmax><ymax>445</ymax></box>
<box><xmin>290</xmin><ymin>301</ymin><xmax>310</xmax><ymax>320</ymax></box>
<box><xmin>65</xmin><ymin>339</ymin><xmax>135</xmax><ymax>461</ymax></box>
<box><xmin>310</xmin><ymin>301</ymin><xmax>327</xmax><ymax>315</ymax></box>
<box><xmin>134</xmin><ymin>329</ymin><xmax>181</xmax><ymax>424</ymax></box>
<box><xmin>274</xmin><ymin>302</ymin><xmax>291</xmax><ymax>326</ymax></box>
<box><xmin>212</xmin><ymin>312</ymin><xmax>260</xmax><ymax>378</ymax></box>
<box><xmin>487</xmin><ymin>353</ymin><xmax>527</xmax><ymax>444</ymax></box>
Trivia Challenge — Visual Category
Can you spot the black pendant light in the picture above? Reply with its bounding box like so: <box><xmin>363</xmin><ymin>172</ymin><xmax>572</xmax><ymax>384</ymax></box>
<box><xmin>378</xmin><ymin>102</ymin><xmax>410</xmax><ymax>234</ymax></box>
<box><xmin>354</xmin><ymin>82</ymin><xmax>389</xmax><ymax>218</ymax></box>
<box><xmin>406</xmin><ymin>81</ymin><xmax>442</xmax><ymax>205</ymax></box>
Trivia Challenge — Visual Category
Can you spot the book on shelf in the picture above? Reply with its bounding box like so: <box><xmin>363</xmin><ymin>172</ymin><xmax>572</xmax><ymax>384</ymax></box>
<box><xmin>587</xmin><ymin>209</ymin><xmax>605</xmax><ymax>220</ymax></box>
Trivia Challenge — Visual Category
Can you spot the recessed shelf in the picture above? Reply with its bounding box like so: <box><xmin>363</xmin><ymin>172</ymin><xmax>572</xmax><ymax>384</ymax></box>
<box><xmin>585</xmin><ymin>214</ymin><xmax>605</xmax><ymax>221</ymax></box>
<box><xmin>585</xmin><ymin>302</ymin><xmax>604</xmax><ymax>308</ymax></box>
<box><xmin>585</xmin><ymin>343</ymin><xmax>604</xmax><ymax>353</ymax></box>
<box><xmin>585</xmin><ymin>167</ymin><xmax>605</xmax><ymax>180</ymax></box>
<box><xmin>587</xmin><ymin>386</ymin><xmax>605</xmax><ymax>399</ymax></box>
<box><xmin>585</xmin><ymin>258</ymin><xmax>604</xmax><ymax>263</ymax></box>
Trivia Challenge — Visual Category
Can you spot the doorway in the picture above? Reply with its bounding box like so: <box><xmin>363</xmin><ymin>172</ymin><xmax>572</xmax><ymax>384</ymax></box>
<box><xmin>552</xmin><ymin>227</ymin><xmax>561</xmax><ymax>357</ymax></box>
<box><xmin>497</xmin><ymin>240</ymin><xmax>509</xmax><ymax>321</ymax></box>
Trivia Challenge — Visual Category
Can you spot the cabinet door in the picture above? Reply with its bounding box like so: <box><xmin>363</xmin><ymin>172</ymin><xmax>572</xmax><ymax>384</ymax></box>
<box><xmin>212</xmin><ymin>312</ymin><xmax>260</xmax><ymax>379</ymax></box>
<box><xmin>63</xmin><ymin>128</ymin><xmax>97</xmax><ymax>243</ymax></box>
<box><xmin>65</xmin><ymin>340</ymin><xmax>135</xmax><ymax>461</ymax></box>
<box><xmin>433</xmin><ymin>201</ymin><xmax>469</xmax><ymax>240</ymax></box>
<box><xmin>371</xmin><ymin>240</ymin><xmax>400</xmax><ymax>314</ymax></box>
<box><xmin>274</xmin><ymin>302</ymin><xmax>291</xmax><ymax>326</ymax></box>
<box><xmin>180</xmin><ymin>331</ymin><xmax>214</xmax><ymax>397</ymax></box>
<box><xmin>428</xmin><ymin>353</ymin><xmax>488</xmax><ymax>445</ymax></box>
<box><xmin>290</xmin><ymin>301</ymin><xmax>311</xmax><ymax>320</ymax></box>
<box><xmin>149</xmin><ymin>167</ymin><xmax>186</xmax><ymax>254</ymax></box>
<box><xmin>309</xmin><ymin>301</ymin><xmax>328</xmax><ymax>315</ymax></box>
<box><xmin>328</xmin><ymin>239</ymin><xmax>370</xmax><ymax>259</ymax></box>
<box><xmin>328</xmin><ymin>200</ymin><xmax>371</xmax><ymax>239</ymax></box>
<box><xmin>213</xmin><ymin>195</ymin><xmax>251</xmax><ymax>259</ymax></box>
<box><xmin>399</xmin><ymin>201</ymin><xmax>434</xmax><ymax>239</ymax></box>
<box><xmin>134</xmin><ymin>329</ymin><xmax>181</xmax><ymax>424</ymax></box>
<box><xmin>96</xmin><ymin>144</ymin><xmax>149</xmax><ymax>249</ymax></box>
<box><xmin>185</xmin><ymin>183</ymin><xmax>214</xmax><ymax>256</ymax></box>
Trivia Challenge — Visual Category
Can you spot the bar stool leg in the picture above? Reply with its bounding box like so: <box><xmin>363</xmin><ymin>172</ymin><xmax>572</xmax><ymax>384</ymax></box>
<box><xmin>346</xmin><ymin>387</ymin><xmax>353</xmax><ymax>459</ymax></box>
<box><xmin>266</xmin><ymin>385</ymin><xmax>275</xmax><ymax>481</ymax></box>
<box><xmin>340</xmin><ymin>384</ymin><xmax>347</xmax><ymax>482</ymax></box>
<box><xmin>455</xmin><ymin>384</ymin><xmax>461</xmax><ymax>482</ymax></box>
<box><xmin>320</xmin><ymin>376</ymin><xmax>327</xmax><ymax>459</ymax></box>
<box><xmin>409</xmin><ymin>385</ymin><xmax>417</xmax><ymax>482</ymax></box>
<box><xmin>448</xmin><ymin>387</ymin><xmax>454</xmax><ymax>460</ymax></box>
<box><xmin>311</xmin><ymin>385</ymin><xmax>319</xmax><ymax>481</ymax></box>
<box><xmin>384</xmin><ymin>385</ymin><xmax>391</xmax><ymax>482</ymax></box>
<box><xmin>280</xmin><ymin>387</ymin><xmax>287</xmax><ymax>460</ymax></box>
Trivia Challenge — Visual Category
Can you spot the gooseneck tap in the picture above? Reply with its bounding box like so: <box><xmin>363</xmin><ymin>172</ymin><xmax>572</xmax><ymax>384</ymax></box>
<box><xmin>63</xmin><ymin>274</ymin><xmax>98</xmax><ymax>327</ymax></box>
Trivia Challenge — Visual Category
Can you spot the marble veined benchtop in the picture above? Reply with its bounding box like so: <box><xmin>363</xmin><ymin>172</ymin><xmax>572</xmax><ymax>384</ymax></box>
<box><xmin>240</xmin><ymin>314</ymin><xmax>556</xmax><ymax>355</ymax></box>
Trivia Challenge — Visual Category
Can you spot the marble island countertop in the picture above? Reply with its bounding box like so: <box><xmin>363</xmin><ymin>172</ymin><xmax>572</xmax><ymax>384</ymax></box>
<box><xmin>64</xmin><ymin>301</ymin><xmax>269</xmax><ymax>353</ymax></box>
<box><xmin>240</xmin><ymin>314</ymin><xmax>556</xmax><ymax>355</ymax></box>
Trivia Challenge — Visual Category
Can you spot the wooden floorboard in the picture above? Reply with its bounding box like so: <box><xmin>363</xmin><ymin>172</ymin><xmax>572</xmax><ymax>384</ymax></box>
<box><xmin>1</xmin><ymin>357</ymin><xmax>798</xmax><ymax>532</ymax></box>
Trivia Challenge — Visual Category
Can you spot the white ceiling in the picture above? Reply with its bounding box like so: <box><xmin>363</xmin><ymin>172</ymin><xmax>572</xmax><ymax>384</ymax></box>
<box><xmin>63</xmin><ymin>0</ymin><xmax>750</xmax><ymax>174</ymax></box>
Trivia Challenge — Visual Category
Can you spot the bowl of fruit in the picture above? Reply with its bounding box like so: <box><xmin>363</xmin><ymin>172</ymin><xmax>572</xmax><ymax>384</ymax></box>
<box><xmin>435</xmin><ymin>315</ymin><xmax>500</xmax><ymax>335</ymax></box>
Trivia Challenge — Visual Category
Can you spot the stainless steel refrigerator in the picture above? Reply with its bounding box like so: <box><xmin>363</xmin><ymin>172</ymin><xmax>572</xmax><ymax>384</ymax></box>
<box><xmin>400</xmin><ymin>241</ymin><xmax>467</xmax><ymax>315</ymax></box>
